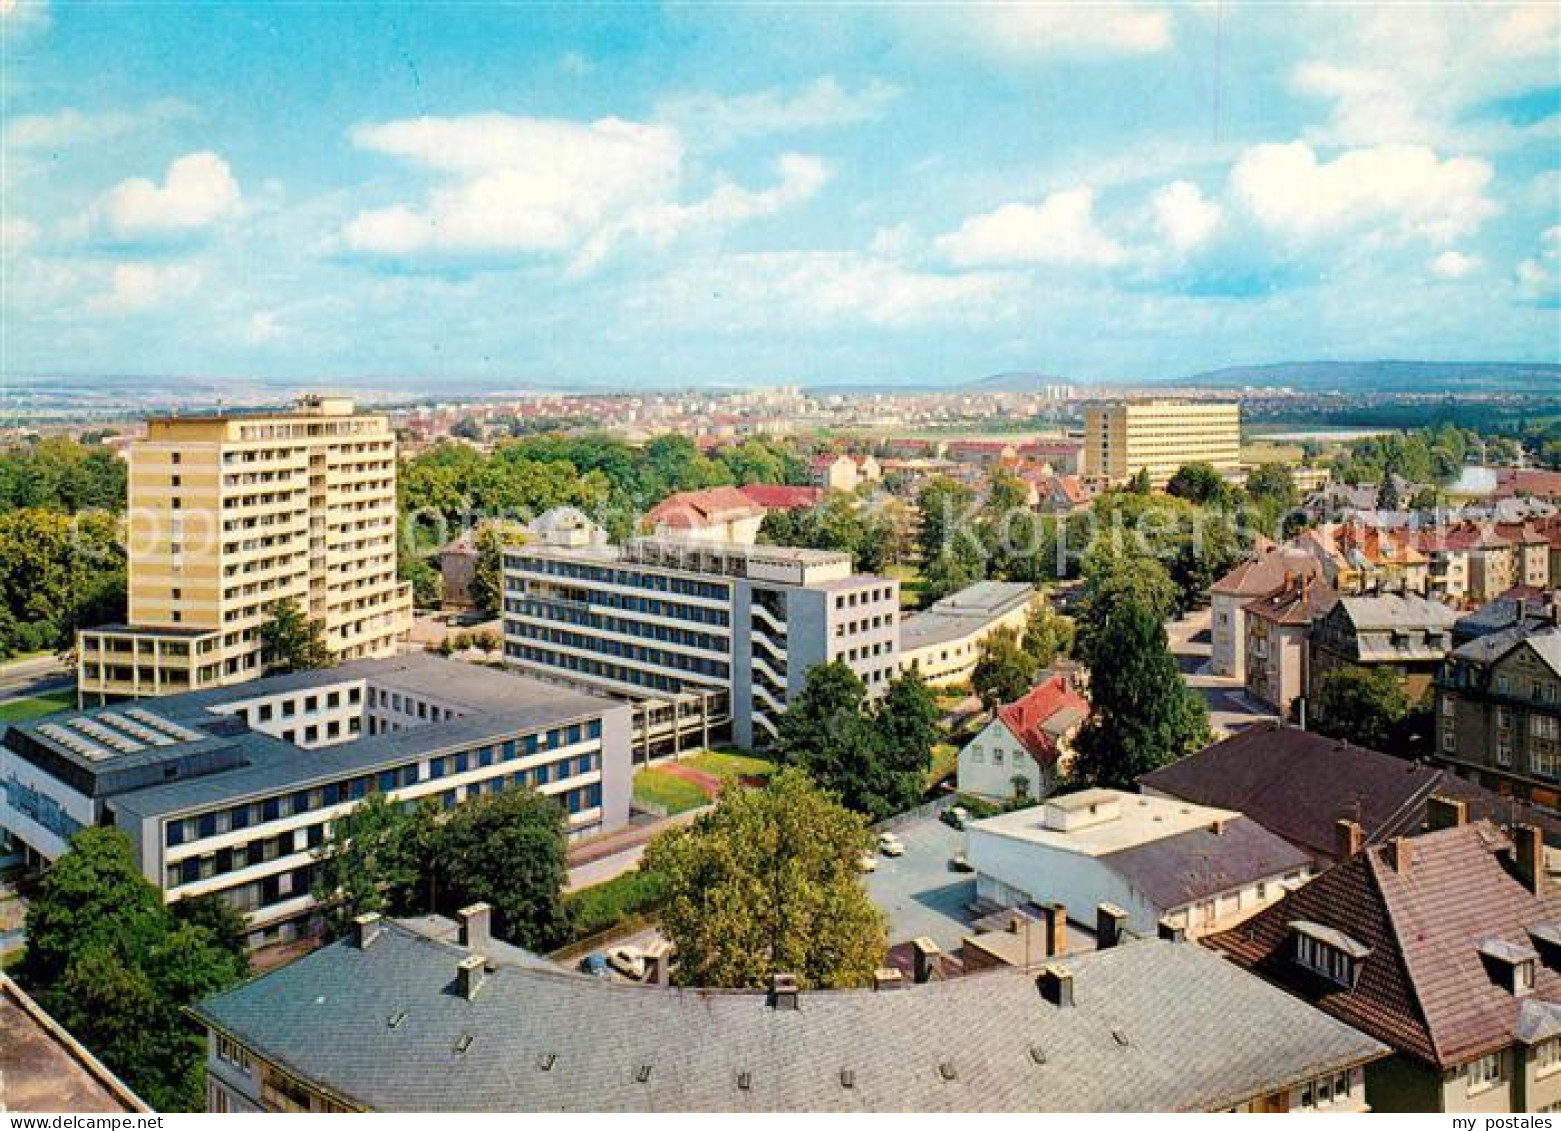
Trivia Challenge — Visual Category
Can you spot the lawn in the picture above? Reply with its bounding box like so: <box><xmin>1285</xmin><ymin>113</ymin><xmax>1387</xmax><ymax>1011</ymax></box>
<box><xmin>0</xmin><ymin>689</ymin><xmax>75</xmax><ymax>723</ymax></box>
<box><xmin>684</xmin><ymin>749</ymin><xmax>776</xmax><ymax>781</ymax></box>
<box><xmin>925</xmin><ymin>742</ymin><xmax>960</xmax><ymax>791</ymax></box>
<box><xmin>632</xmin><ymin>766</ymin><xmax>712</xmax><ymax>815</ymax></box>
<box><xmin>563</xmin><ymin>867</ymin><xmax>668</xmax><ymax>943</ymax></box>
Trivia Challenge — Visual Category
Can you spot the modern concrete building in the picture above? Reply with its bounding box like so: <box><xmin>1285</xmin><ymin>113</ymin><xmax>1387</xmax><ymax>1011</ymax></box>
<box><xmin>502</xmin><ymin>532</ymin><xmax>899</xmax><ymax>749</ymax></box>
<box><xmin>1</xmin><ymin>655</ymin><xmax>631</xmax><ymax>947</ymax></box>
<box><xmin>965</xmin><ymin>789</ymin><xmax>1313</xmax><ymax>938</ymax></box>
<box><xmin>191</xmin><ymin>910</ymin><xmax>1386</xmax><ymax>1112</ymax></box>
<box><xmin>77</xmin><ymin>397</ymin><xmax>413</xmax><ymax>705</ymax></box>
<box><xmin>897</xmin><ymin>580</ymin><xmax>1039</xmax><ymax>688</ymax></box>
<box><xmin>1081</xmin><ymin>399</ymin><xmax>1240</xmax><ymax>488</ymax></box>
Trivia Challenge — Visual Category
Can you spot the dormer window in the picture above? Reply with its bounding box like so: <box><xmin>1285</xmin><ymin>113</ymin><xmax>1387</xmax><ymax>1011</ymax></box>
<box><xmin>1290</xmin><ymin>921</ymin><xmax>1370</xmax><ymax>988</ymax></box>
<box><xmin>1480</xmin><ymin>937</ymin><xmax>1540</xmax><ymax>997</ymax></box>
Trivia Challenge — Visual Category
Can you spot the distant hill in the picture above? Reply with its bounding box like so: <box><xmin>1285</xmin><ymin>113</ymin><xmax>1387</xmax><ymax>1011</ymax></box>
<box><xmin>961</xmin><ymin>371</ymin><xmax>1064</xmax><ymax>393</ymax></box>
<box><xmin>1178</xmin><ymin>360</ymin><xmax>1561</xmax><ymax>395</ymax></box>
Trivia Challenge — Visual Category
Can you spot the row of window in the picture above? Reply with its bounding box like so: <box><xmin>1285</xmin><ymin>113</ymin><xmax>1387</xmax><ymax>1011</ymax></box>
<box><xmin>507</xmin><ymin>597</ymin><xmax>728</xmax><ymax>655</ymax></box>
<box><xmin>512</xmin><ymin>556</ymin><xmax>730</xmax><ymax>602</ymax></box>
<box><xmin>507</xmin><ymin>641</ymin><xmax>703</xmax><ymax>696</ymax></box>
<box><xmin>508</xmin><ymin>623</ymin><xmax>730</xmax><ymax>679</ymax></box>
<box><xmin>517</xmin><ymin>582</ymin><xmax>732</xmax><ymax>627</ymax></box>
<box><xmin>164</xmin><ymin>721</ymin><xmax>602</xmax><ymax>846</ymax></box>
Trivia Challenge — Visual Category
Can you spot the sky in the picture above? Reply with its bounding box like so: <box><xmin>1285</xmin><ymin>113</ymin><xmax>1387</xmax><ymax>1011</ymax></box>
<box><xmin>1</xmin><ymin>1</ymin><xmax>1558</xmax><ymax>389</ymax></box>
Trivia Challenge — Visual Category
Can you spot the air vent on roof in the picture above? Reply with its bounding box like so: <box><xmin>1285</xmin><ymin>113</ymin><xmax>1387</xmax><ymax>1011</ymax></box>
<box><xmin>1029</xmin><ymin>1045</ymin><xmax>1047</xmax><ymax>1065</ymax></box>
<box><xmin>1113</xmin><ymin>1030</ymin><xmax>1131</xmax><ymax>1047</ymax></box>
<box><xmin>635</xmin><ymin>1065</ymin><xmax>652</xmax><ymax>1084</ymax></box>
<box><xmin>387</xmin><ymin>1010</ymin><xmax>406</xmax><ymax>1029</ymax></box>
<box><xmin>453</xmin><ymin>1033</ymin><xmax>473</xmax><ymax>1054</ymax></box>
<box><xmin>537</xmin><ymin>1053</ymin><xmax>556</xmax><ymax>1072</ymax></box>
<box><xmin>938</xmin><ymin>1062</ymin><xmax>958</xmax><ymax>1081</ymax></box>
<box><xmin>839</xmin><ymin>1069</ymin><xmax>855</xmax><ymax>1089</ymax></box>
<box><xmin>736</xmin><ymin>1071</ymin><xmax>751</xmax><ymax>1091</ymax></box>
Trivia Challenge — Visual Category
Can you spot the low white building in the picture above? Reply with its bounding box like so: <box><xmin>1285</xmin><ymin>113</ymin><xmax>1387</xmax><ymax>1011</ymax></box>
<box><xmin>899</xmin><ymin>581</ymin><xmax>1040</xmax><ymax>688</ymax></box>
<box><xmin>957</xmin><ymin>674</ymin><xmax>1088</xmax><ymax>801</ymax></box>
<box><xmin>965</xmin><ymin>789</ymin><xmax>1313</xmax><ymax>938</ymax></box>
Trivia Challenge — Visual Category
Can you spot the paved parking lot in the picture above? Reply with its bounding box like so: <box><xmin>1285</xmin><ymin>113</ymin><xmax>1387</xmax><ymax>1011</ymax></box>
<box><xmin>863</xmin><ymin>817</ymin><xmax>977</xmax><ymax>954</ymax></box>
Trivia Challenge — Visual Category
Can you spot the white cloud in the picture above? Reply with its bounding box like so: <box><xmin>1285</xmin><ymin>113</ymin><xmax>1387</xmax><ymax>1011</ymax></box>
<box><xmin>1</xmin><ymin>215</ymin><xmax>38</xmax><ymax>250</ymax></box>
<box><xmin>909</xmin><ymin>4</ymin><xmax>1172</xmax><ymax>61</ymax></box>
<box><xmin>936</xmin><ymin>188</ymin><xmax>1124</xmax><ymax>268</ymax></box>
<box><xmin>638</xmin><ymin>250</ymin><xmax>1018</xmax><ymax>329</ymax></box>
<box><xmin>1515</xmin><ymin>225</ymin><xmax>1561</xmax><ymax>301</ymax></box>
<box><xmin>1429</xmin><ymin>250</ymin><xmax>1481</xmax><ymax>280</ymax></box>
<box><xmin>99</xmin><ymin>262</ymin><xmax>203</xmax><ymax>312</ymax></box>
<box><xmin>4</xmin><ymin>100</ymin><xmax>193</xmax><ymax>150</ymax></box>
<box><xmin>1151</xmin><ymin>180</ymin><xmax>1221</xmax><ymax>252</ymax></box>
<box><xmin>343</xmin><ymin>114</ymin><xmax>682</xmax><ymax>257</ymax></box>
<box><xmin>656</xmin><ymin>76</ymin><xmax>903</xmax><ymax>146</ymax></box>
<box><xmin>0</xmin><ymin>0</ymin><xmax>49</xmax><ymax>32</ymax></box>
<box><xmin>559</xmin><ymin>51</ymin><xmax>593</xmax><ymax>77</ymax></box>
<box><xmin>342</xmin><ymin>112</ymin><xmax>826</xmax><ymax>268</ymax></box>
<box><xmin>1228</xmin><ymin>142</ymin><xmax>1496</xmax><ymax>246</ymax></box>
<box><xmin>87</xmin><ymin>151</ymin><xmax>242</xmax><ymax>239</ymax></box>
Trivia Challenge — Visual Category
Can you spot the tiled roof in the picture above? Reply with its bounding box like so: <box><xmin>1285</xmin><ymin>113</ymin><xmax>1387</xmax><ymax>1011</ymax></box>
<box><xmin>648</xmin><ymin>487</ymin><xmax>767</xmax><ymax>528</ymax></box>
<box><xmin>737</xmin><ymin>484</ymin><xmax>823</xmax><ymax>510</ymax></box>
<box><xmin>1207</xmin><ymin>822</ymin><xmax>1561</xmax><ymax>1068</ymax></box>
<box><xmin>194</xmin><ymin>920</ymin><xmax>1386</xmax><ymax>1112</ymax></box>
<box><xmin>1139</xmin><ymin>724</ymin><xmax>1561</xmax><ymax>860</ymax></box>
<box><xmin>1211</xmin><ymin>546</ymin><xmax>1326</xmax><ymax>598</ymax></box>
<box><xmin>1242</xmin><ymin>578</ymin><xmax>1337</xmax><ymax>626</ymax></box>
<box><xmin>996</xmin><ymin>676</ymin><xmax>1090</xmax><ymax>769</ymax></box>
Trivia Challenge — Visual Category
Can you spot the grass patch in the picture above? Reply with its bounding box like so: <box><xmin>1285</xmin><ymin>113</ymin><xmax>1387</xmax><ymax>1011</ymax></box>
<box><xmin>926</xmin><ymin>743</ymin><xmax>959</xmax><ymax>792</ymax></box>
<box><xmin>632</xmin><ymin>766</ymin><xmax>711</xmax><ymax>815</ymax></box>
<box><xmin>564</xmin><ymin>867</ymin><xmax>669</xmax><ymax>942</ymax></box>
<box><xmin>0</xmin><ymin>689</ymin><xmax>75</xmax><ymax>723</ymax></box>
<box><xmin>684</xmin><ymin>750</ymin><xmax>776</xmax><ymax>780</ymax></box>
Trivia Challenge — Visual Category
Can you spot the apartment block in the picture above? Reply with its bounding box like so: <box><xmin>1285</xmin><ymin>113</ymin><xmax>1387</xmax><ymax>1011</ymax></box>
<box><xmin>1082</xmin><ymin>399</ymin><xmax>1240</xmax><ymax>487</ymax></box>
<box><xmin>77</xmin><ymin>396</ymin><xmax>412</xmax><ymax>705</ymax></box>
<box><xmin>502</xmin><ymin>530</ymin><xmax>899</xmax><ymax>750</ymax></box>
<box><xmin>0</xmin><ymin>655</ymin><xmax>631</xmax><ymax>947</ymax></box>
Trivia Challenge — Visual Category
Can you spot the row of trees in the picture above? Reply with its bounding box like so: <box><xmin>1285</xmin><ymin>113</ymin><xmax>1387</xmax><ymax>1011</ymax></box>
<box><xmin>0</xmin><ymin>437</ymin><xmax>126</xmax><ymax>513</ymax></box>
<box><xmin>0</xmin><ymin>507</ymin><xmax>125</xmax><ymax>658</ymax></box>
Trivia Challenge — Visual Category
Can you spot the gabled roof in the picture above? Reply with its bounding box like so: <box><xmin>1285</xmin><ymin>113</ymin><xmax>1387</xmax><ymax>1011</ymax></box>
<box><xmin>648</xmin><ymin>487</ymin><xmax>767</xmax><ymax>529</ymax></box>
<box><xmin>1211</xmin><ymin>546</ymin><xmax>1326</xmax><ymax>598</ymax></box>
<box><xmin>193</xmin><ymin>919</ymin><xmax>1386</xmax><ymax>1112</ymax></box>
<box><xmin>1207</xmin><ymin>822</ymin><xmax>1561</xmax><ymax>1067</ymax></box>
<box><xmin>995</xmin><ymin>676</ymin><xmax>1090</xmax><ymax>769</ymax></box>
<box><xmin>737</xmin><ymin>484</ymin><xmax>823</xmax><ymax>511</ymax></box>
<box><xmin>1139</xmin><ymin>724</ymin><xmax>1561</xmax><ymax>860</ymax></box>
<box><xmin>1242</xmin><ymin>577</ymin><xmax>1337</xmax><ymax>626</ymax></box>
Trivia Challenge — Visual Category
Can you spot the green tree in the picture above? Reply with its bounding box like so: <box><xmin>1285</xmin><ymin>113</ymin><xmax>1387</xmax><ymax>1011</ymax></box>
<box><xmin>1071</xmin><ymin>599</ymin><xmax>1209</xmax><ymax>788</ymax></box>
<box><xmin>259</xmin><ymin>599</ymin><xmax>332</xmax><ymax>674</ymax></box>
<box><xmin>399</xmin><ymin>554</ymin><xmax>444</xmax><ymax>608</ymax></box>
<box><xmin>21</xmin><ymin>828</ymin><xmax>246</xmax><ymax>1111</ymax></box>
<box><xmin>1020</xmin><ymin>600</ymin><xmax>1074</xmax><ymax>669</ymax></box>
<box><xmin>1127</xmin><ymin>467</ymin><xmax>1153</xmax><ymax>494</ymax></box>
<box><xmin>644</xmin><ymin>768</ymin><xmax>886</xmax><ymax>990</ymax></box>
<box><xmin>921</xmin><ymin>537</ymin><xmax>986</xmax><ymax>601</ymax></box>
<box><xmin>432</xmin><ymin>788</ymin><xmax>573</xmax><ymax>950</ymax></box>
<box><xmin>916</xmin><ymin>477</ymin><xmax>979</xmax><ymax>565</ymax></box>
<box><xmin>1073</xmin><ymin>547</ymin><xmax>1178</xmax><ymax>666</ymax></box>
<box><xmin>776</xmin><ymin>662</ymin><xmax>888</xmax><ymax>814</ymax></box>
<box><xmin>871</xmin><ymin>668</ymin><xmax>939</xmax><ymax>812</ymax></box>
<box><xmin>1245</xmin><ymin>462</ymin><xmax>1299</xmax><ymax>509</ymax></box>
<box><xmin>1166</xmin><ymin>462</ymin><xmax>1234</xmax><ymax>507</ymax></box>
<box><xmin>469</xmin><ymin>524</ymin><xmax>514</xmax><ymax>617</ymax></box>
<box><xmin>971</xmin><ymin>625</ymin><xmax>1039</xmax><ymax>708</ymax></box>
<box><xmin>310</xmin><ymin>793</ymin><xmax>429</xmax><ymax>939</ymax></box>
<box><xmin>1311</xmin><ymin>665</ymin><xmax>1410</xmax><ymax>752</ymax></box>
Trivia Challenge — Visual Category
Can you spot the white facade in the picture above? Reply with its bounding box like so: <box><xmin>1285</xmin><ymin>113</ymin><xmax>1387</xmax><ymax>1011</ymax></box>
<box><xmin>958</xmin><ymin>716</ymin><xmax>1054</xmax><ymax>802</ymax></box>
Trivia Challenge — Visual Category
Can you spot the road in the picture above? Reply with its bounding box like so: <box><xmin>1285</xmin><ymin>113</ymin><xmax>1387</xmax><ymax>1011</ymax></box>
<box><xmin>1165</xmin><ymin>607</ymin><xmax>1277</xmax><ymax>736</ymax></box>
<box><xmin>0</xmin><ymin>654</ymin><xmax>72</xmax><ymax>701</ymax></box>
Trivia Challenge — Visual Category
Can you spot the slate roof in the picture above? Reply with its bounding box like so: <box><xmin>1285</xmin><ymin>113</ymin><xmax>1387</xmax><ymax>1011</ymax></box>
<box><xmin>1103</xmin><ymin>818</ymin><xmax>1312</xmax><ymax>910</ymax></box>
<box><xmin>1206</xmin><ymin>822</ymin><xmax>1561</xmax><ymax>1068</ymax></box>
<box><xmin>193</xmin><ymin>920</ymin><xmax>1386</xmax><ymax>1112</ymax></box>
<box><xmin>1139</xmin><ymin>724</ymin><xmax>1561</xmax><ymax>860</ymax></box>
<box><xmin>736</xmin><ymin>484</ymin><xmax>823</xmax><ymax>511</ymax></box>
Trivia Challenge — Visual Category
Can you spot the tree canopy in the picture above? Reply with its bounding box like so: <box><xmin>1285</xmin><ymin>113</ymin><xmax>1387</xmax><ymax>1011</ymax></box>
<box><xmin>644</xmin><ymin>768</ymin><xmax>886</xmax><ymax>990</ymax></box>
<box><xmin>1310</xmin><ymin>664</ymin><xmax>1412</xmax><ymax>753</ymax></box>
<box><xmin>971</xmin><ymin>625</ymin><xmax>1040</xmax><ymax>709</ymax></box>
<box><xmin>259</xmin><ymin>599</ymin><xmax>333</xmax><ymax>674</ymax></box>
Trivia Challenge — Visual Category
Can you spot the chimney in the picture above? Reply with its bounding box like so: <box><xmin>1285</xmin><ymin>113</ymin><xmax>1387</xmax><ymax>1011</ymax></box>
<box><xmin>911</xmin><ymin>937</ymin><xmax>943</xmax><ymax>984</ymax></box>
<box><xmin>642</xmin><ymin>940</ymin><xmax>673</xmax><ymax>987</ymax></box>
<box><xmin>456</xmin><ymin>954</ymin><xmax>486</xmax><ymax>1000</ymax></box>
<box><xmin>770</xmin><ymin>972</ymin><xmax>799</xmax><ymax>1010</ymax></box>
<box><xmin>1513</xmin><ymin>824</ymin><xmax>1545</xmax><ymax>894</ymax></box>
<box><xmin>1157</xmin><ymin>918</ymin><xmax>1186</xmax><ymax>943</ymax></box>
<box><xmin>1040</xmin><ymin>902</ymin><xmax>1068</xmax><ymax>958</ymax></box>
<box><xmin>457</xmin><ymin>902</ymin><xmax>491</xmax><ymax>951</ymax></box>
<box><xmin>873</xmin><ymin>967</ymin><xmax>904</xmax><ymax>991</ymax></box>
<box><xmin>1037</xmin><ymin>964</ymin><xmax>1074</xmax><ymax>1008</ymax></box>
<box><xmin>1335</xmin><ymin>818</ymin><xmax>1365</xmax><ymax>860</ymax></box>
<box><xmin>353</xmin><ymin>912</ymin><xmax>383</xmax><ymax>949</ymax></box>
<box><xmin>1385</xmin><ymin>836</ymin><xmax>1413</xmax><ymax>876</ymax></box>
<box><xmin>1210</xmin><ymin>818</ymin><xmax>1228</xmax><ymax>837</ymax></box>
<box><xmin>1425</xmin><ymin>794</ymin><xmax>1468</xmax><ymax>832</ymax></box>
<box><xmin>1096</xmin><ymin>903</ymin><xmax>1128</xmax><ymax>950</ymax></box>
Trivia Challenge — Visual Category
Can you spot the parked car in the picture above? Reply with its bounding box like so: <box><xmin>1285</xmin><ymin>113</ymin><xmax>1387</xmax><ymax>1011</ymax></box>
<box><xmin>858</xmin><ymin>851</ymin><xmax>878</xmax><ymax>873</ymax></box>
<box><xmin>578</xmin><ymin>952</ymin><xmax>610</xmax><ymax>978</ymax></box>
<box><xmin>607</xmin><ymin>946</ymin><xmax>647</xmax><ymax>980</ymax></box>
<box><xmin>946</xmin><ymin>806</ymin><xmax>970</xmax><ymax>830</ymax></box>
<box><xmin>878</xmin><ymin>832</ymin><xmax>905</xmax><ymax>857</ymax></box>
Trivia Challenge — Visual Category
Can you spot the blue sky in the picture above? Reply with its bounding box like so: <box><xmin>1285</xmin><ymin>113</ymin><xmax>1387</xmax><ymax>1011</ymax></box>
<box><xmin>2</xmin><ymin>1</ymin><xmax>1558</xmax><ymax>388</ymax></box>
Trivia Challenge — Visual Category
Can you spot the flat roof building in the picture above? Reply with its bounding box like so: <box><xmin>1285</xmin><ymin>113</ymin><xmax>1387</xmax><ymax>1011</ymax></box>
<box><xmin>1</xmin><ymin>654</ymin><xmax>631</xmax><ymax>948</ymax></box>
<box><xmin>78</xmin><ymin>396</ymin><xmax>412</xmax><ymax>705</ymax></box>
<box><xmin>1082</xmin><ymin>400</ymin><xmax>1240</xmax><ymax>488</ymax></box>
<box><xmin>503</xmin><ymin>533</ymin><xmax>898</xmax><ymax>749</ymax></box>
<box><xmin>898</xmin><ymin>581</ymin><xmax>1039</xmax><ymax>688</ymax></box>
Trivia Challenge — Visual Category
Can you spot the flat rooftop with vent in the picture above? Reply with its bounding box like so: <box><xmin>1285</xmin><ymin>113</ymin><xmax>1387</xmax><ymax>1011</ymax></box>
<box><xmin>965</xmin><ymin>789</ymin><xmax>1314</xmax><ymax>940</ymax></box>
<box><xmin>0</xmin><ymin>654</ymin><xmax>631</xmax><ymax>948</ymax></box>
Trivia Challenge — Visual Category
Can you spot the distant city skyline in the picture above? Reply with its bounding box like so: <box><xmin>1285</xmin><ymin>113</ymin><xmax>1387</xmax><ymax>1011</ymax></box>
<box><xmin>2</xmin><ymin>2</ymin><xmax>1558</xmax><ymax>387</ymax></box>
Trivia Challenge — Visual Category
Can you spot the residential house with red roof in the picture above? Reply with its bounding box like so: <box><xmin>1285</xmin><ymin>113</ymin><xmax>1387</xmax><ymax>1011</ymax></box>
<box><xmin>1207</xmin><ymin>815</ymin><xmax>1561</xmax><ymax>1112</ymax></box>
<box><xmin>957</xmin><ymin>673</ymin><xmax>1089</xmax><ymax>802</ymax></box>
<box><xmin>647</xmin><ymin>486</ymin><xmax>768</xmax><ymax>544</ymax></box>
<box><xmin>1243</xmin><ymin>572</ymin><xmax>1338</xmax><ymax>717</ymax></box>
<box><xmin>1210</xmin><ymin>544</ymin><xmax>1329</xmax><ymax>680</ymax></box>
